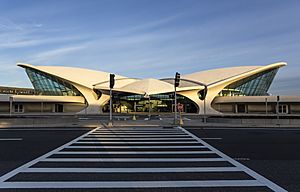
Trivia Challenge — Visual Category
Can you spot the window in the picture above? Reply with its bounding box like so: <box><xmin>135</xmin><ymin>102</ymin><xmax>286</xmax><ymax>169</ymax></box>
<box><xmin>54</xmin><ymin>104</ymin><xmax>64</xmax><ymax>113</ymax></box>
<box><xmin>218</xmin><ymin>68</ymin><xmax>279</xmax><ymax>96</ymax></box>
<box><xmin>25</xmin><ymin>68</ymin><xmax>82</xmax><ymax>96</ymax></box>
<box><xmin>14</xmin><ymin>104</ymin><xmax>24</xmax><ymax>113</ymax></box>
<box><xmin>278</xmin><ymin>104</ymin><xmax>288</xmax><ymax>114</ymax></box>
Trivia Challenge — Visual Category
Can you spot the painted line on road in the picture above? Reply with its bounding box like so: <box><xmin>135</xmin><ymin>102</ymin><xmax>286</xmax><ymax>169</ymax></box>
<box><xmin>75</xmin><ymin>141</ymin><xmax>199</xmax><ymax>144</ymax></box>
<box><xmin>56</xmin><ymin>151</ymin><xmax>214</xmax><ymax>155</ymax></box>
<box><xmin>0</xmin><ymin>128</ymin><xmax>94</xmax><ymax>131</ymax></box>
<box><xmin>0</xmin><ymin>138</ymin><xmax>23</xmax><ymax>141</ymax></box>
<box><xmin>40</xmin><ymin>158</ymin><xmax>226</xmax><ymax>162</ymax></box>
<box><xmin>0</xmin><ymin>127</ymin><xmax>101</xmax><ymax>183</ymax></box>
<box><xmin>99</xmin><ymin>128</ymin><xmax>173</xmax><ymax>131</ymax></box>
<box><xmin>177</xmin><ymin>126</ymin><xmax>288</xmax><ymax>192</ymax></box>
<box><xmin>0</xmin><ymin>180</ymin><xmax>265</xmax><ymax>189</ymax></box>
<box><xmin>85</xmin><ymin>135</ymin><xmax>190</xmax><ymax>138</ymax></box>
<box><xmin>91</xmin><ymin>132</ymin><xmax>186</xmax><ymax>135</ymax></box>
<box><xmin>80</xmin><ymin>137</ymin><xmax>195</xmax><ymax>141</ymax></box>
<box><xmin>201</xmin><ymin>138</ymin><xmax>223</xmax><ymax>140</ymax></box>
<box><xmin>66</xmin><ymin>145</ymin><xmax>207</xmax><ymax>149</ymax></box>
<box><xmin>234</xmin><ymin>157</ymin><xmax>251</xmax><ymax>161</ymax></box>
<box><xmin>94</xmin><ymin>130</ymin><xmax>181</xmax><ymax>133</ymax></box>
<box><xmin>23</xmin><ymin>167</ymin><xmax>241</xmax><ymax>173</ymax></box>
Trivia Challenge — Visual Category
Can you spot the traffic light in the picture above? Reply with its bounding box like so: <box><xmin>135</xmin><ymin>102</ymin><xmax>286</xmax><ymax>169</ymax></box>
<box><xmin>109</xmin><ymin>74</ymin><xmax>115</xmax><ymax>89</ymax></box>
<box><xmin>198</xmin><ymin>86</ymin><xmax>207</xmax><ymax>100</ymax></box>
<box><xmin>174</xmin><ymin>72</ymin><xmax>180</xmax><ymax>87</ymax></box>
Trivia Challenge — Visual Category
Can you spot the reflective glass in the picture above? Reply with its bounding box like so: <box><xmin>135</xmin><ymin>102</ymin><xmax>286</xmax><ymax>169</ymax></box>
<box><xmin>25</xmin><ymin>68</ymin><xmax>82</xmax><ymax>96</ymax></box>
<box><xmin>218</xmin><ymin>68</ymin><xmax>278</xmax><ymax>96</ymax></box>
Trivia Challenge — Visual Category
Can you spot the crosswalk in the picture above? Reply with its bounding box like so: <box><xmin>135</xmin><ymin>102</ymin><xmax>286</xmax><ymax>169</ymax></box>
<box><xmin>0</xmin><ymin>126</ymin><xmax>286</xmax><ymax>191</ymax></box>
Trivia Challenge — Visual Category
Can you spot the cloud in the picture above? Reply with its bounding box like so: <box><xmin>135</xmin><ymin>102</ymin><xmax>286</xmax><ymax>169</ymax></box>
<box><xmin>0</xmin><ymin>18</ymin><xmax>87</xmax><ymax>49</ymax></box>
<box><xmin>27</xmin><ymin>44</ymin><xmax>89</xmax><ymax>63</ymax></box>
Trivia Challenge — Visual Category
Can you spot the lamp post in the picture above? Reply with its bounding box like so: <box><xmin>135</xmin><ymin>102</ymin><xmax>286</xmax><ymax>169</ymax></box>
<box><xmin>276</xmin><ymin>95</ymin><xmax>280</xmax><ymax>125</ymax></box>
<box><xmin>203</xmin><ymin>97</ymin><xmax>206</xmax><ymax>123</ymax></box>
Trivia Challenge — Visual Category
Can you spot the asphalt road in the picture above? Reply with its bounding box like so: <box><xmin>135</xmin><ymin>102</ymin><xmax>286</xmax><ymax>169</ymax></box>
<box><xmin>0</xmin><ymin>127</ymin><xmax>92</xmax><ymax>178</ymax></box>
<box><xmin>187</xmin><ymin>127</ymin><xmax>300</xmax><ymax>192</ymax></box>
<box><xmin>0</xmin><ymin>126</ymin><xmax>298</xmax><ymax>191</ymax></box>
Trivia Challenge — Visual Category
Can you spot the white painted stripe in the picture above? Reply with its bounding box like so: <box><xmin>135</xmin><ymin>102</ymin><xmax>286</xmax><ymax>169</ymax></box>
<box><xmin>66</xmin><ymin>145</ymin><xmax>207</xmax><ymax>149</ymax></box>
<box><xmin>56</xmin><ymin>151</ymin><xmax>214</xmax><ymax>155</ymax></box>
<box><xmin>201</xmin><ymin>138</ymin><xmax>223</xmax><ymax>140</ymax></box>
<box><xmin>75</xmin><ymin>141</ymin><xmax>199</xmax><ymax>144</ymax></box>
<box><xmin>41</xmin><ymin>158</ymin><xmax>226</xmax><ymax>162</ymax></box>
<box><xmin>177</xmin><ymin>126</ymin><xmax>288</xmax><ymax>191</ymax></box>
<box><xmin>0</xmin><ymin>138</ymin><xmax>23</xmax><ymax>141</ymax></box>
<box><xmin>94</xmin><ymin>130</ymin><xmax>181</xmax><ymax>132</ymax></box>
<box><xmin>0</xmin><ymin>180</ymin><xmax>265</xmax><ymax>188</ymax></box>
<box><xmin>23</xmin><ymin>167</ymin><xmax>240</xmax><ymax>173</ymax></box>
<box><xmin>80</xmin><ymin>138</ymin><xmax>195</xmax><ymax>141</ymax></box>
<box><xmin>85</xmin><ymin>135</ymin><xmax>190</xmax><ymax>138</ymax></box>
<box><xmin>97</xmin><ymin>130</ymin><xmax>174</xmax><ymax>132</ymax></box>
<box><xmin>100</xmin><ymin>128</ymin><xmax>171</xmax><ymax>130</ymax></box>
<box><xmin>0</xmin><ymin>128</ymin><xmax>94</xmax><ymax>131</ymax></box>
<box><xmin>93</xmin><ymin>132</ymin><xmax>183</xmax><ymax>134</ymax></box>
<box><xmin>89</xmin><ymin>133</ymin><xmax>187</xmax><ymax>135</ymax></box>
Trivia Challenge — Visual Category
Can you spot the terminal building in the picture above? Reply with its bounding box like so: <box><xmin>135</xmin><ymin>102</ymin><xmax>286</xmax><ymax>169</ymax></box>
<box><xmin>1</xmin><ymin>61</ymin><xmax>300</xmax><ymax>115</ymax></box>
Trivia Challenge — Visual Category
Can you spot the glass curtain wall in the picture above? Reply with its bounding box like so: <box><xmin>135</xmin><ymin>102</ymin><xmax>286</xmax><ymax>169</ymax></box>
<box><xmin>218</xmin><ymin>68</ymin><xmax>278</xmax><ymax>96</ymax></box>
<box><xmin>102</xmin><ymin>93</ymin><xmax>198</xmax><ymax>113</ymax></box>
<box><xmin>25</xmin><ymin>68</ymin><xmax>82</xmax><ymax>96</ymax></box>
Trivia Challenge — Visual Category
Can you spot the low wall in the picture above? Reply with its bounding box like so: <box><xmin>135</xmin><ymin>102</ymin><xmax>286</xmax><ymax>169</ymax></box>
<box><xmin>207</xmin><ymin>118</ymin><xmax>300</xmax><ymax>125</ymax></box>
<box><xmin>0</xmin><ymin>117</ymin><xmax>80</xmax><ymax>127</ymax></box>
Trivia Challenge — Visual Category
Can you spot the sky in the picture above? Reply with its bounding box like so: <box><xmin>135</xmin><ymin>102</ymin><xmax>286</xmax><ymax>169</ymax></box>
<box><xmin>0</xmin><ymin>0</ymin><xmax>299</xmax><ymax>95</ymax></box>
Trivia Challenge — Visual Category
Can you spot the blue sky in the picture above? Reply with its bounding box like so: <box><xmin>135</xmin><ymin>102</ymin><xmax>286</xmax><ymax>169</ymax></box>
<box><xmin>0</xmin><ymin>0</ymin><xmax>300</xmax><ymax>95</ymax></box>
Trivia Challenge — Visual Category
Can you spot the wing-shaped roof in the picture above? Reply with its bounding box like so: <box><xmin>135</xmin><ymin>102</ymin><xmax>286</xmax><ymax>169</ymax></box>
<box><xmin>121</xmin><ymin>78</ymin><xmax>174</xmax><ymax>95</ymax></box>
<box><xmin>182</xmin><ymin>62</ymin><xmax>287</xmax><ymax>86</ymax></box>
<box><xmin>95</xmin><ymin>78</ymin><xmax>175</xmax><ymax>95</ymax></box>
<box><xmin>17</xmin><ymin>63</ymin><xmax>138</xmax><ymax>89</ymax></box>
<box><xmin>18</xmin><ymin>62</ymin><xmax>286</xmax><ymax>95</ymax></box>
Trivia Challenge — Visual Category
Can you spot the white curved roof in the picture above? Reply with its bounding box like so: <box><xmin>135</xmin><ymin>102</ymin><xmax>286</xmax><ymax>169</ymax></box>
<box><xmin>17</xmin><ymin>63</ymin><xmax>138</xmax><ymax>89</ymax></box>
<box><xmin>182</xmin><ymin>62</ymin><xmax>287</xmax><ymax>86</ymax></box>
<box><xmin>119</xmin><ymin>78</ymin><xmax>174</xmax><ymax>95</ymax></box>
<box><xmin>18</xmin><ymin>62</ymin><xmax>286</xmax><ymax>95</ymax></box>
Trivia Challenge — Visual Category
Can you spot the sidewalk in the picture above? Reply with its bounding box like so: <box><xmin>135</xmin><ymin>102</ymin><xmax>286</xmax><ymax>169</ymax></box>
<box><xmin>105</xmin><ymin>118</ymin><xmax>300</xmax><ymax>128</ymax></box>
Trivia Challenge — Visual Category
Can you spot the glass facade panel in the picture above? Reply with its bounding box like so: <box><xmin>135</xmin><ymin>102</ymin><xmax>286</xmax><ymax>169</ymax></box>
<box><xmin>219</xmin><ymin>68</ymin><xmax>278</xmax><ymax>96</ymax></box>
<box><xmin>103</xmin><ymin>93</ymin><xmax>198</xmax><ymax>113</ymax></box>
<box><xmin>25</xmin><ymin>68</ymin><xmax>82</xmax><ymax>96</ymax></box>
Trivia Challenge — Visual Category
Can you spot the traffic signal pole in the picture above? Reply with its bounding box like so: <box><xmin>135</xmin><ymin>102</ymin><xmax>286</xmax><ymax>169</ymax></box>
<box><xmin>174</xmin><ymin>86</ymin><xmax>177</xmax><ymax>125</ymax></box>
<box><xmin>109</xmin><ymin>88</ymin><xmax>112</xmax><ymax>122</ymax></box>
<box><xmin>174</xmin><ymin>72</ymin><xmax>180</xmax><ymax>126</ymax></box>
<box><xmin>108</xmin><ymin>74</ymin><xmax>115</xmax><ymax>127</ymax></box>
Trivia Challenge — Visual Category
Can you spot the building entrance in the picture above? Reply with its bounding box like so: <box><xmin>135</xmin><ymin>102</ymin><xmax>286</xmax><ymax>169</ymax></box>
<box><xmin>102</xmin><ymin>93</ymin><xmax>198</xmax><ymax>114</ymax></box>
